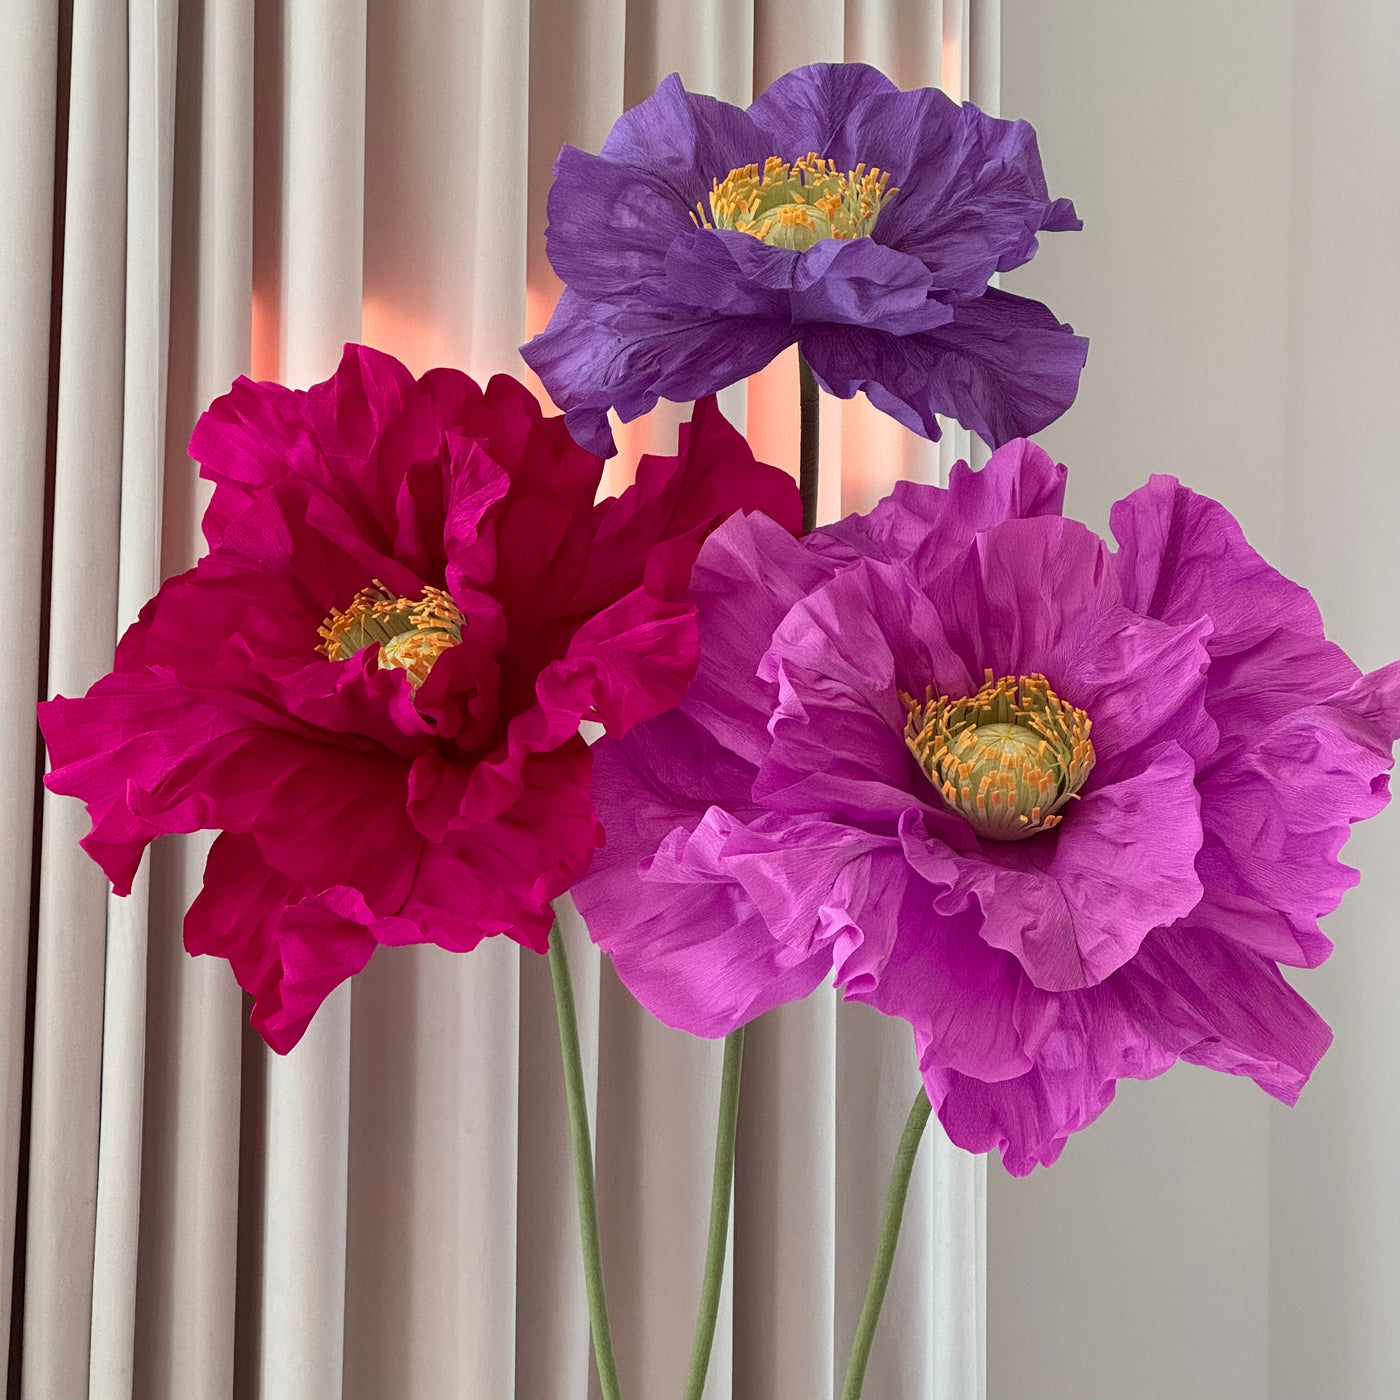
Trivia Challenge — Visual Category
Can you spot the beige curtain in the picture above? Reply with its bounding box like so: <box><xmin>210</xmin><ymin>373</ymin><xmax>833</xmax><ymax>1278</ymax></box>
<box><xmin>0</xmin><ymin>2</ymin><xmax>997</xmax><ymax>1395</ymax></box>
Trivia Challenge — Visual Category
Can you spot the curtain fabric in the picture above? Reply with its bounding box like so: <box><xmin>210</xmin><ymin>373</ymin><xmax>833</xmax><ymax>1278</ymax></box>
<box><xmin>0</xmin><ymin>2</ymin><xmax>997</xmax><ymax>1395</ymax></box>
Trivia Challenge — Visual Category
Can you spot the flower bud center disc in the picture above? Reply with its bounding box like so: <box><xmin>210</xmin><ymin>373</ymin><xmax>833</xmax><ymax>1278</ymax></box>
<box><xmin>318</xmin><ymin>581</ymin><xmax>463</xmax><ymax>690</ymax></box>
<box><xmin>694</xmin><ymin>153</ymin><xmax>898</xmax><ymax>253</ymax></box>
<box><xmin>902</xmin><ymin>670</ymin><xmax>1095</xmax><ymax>841</ymax></box>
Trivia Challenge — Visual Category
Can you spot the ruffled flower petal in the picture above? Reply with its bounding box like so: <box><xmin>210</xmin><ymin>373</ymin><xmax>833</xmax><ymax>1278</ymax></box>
<box><xmin>847</xmin><ymin>892</ymin><xmax>1060</xmax><ymax>1084</ymax></box>
<box><xmin>897</xmin><ymin>738</ymin><xmax>1203</xmax><ymax>993</ymax></box>
<box><xmin>520</xmin><ymin>287</ymin><xmax>798</xmax><ymax>459</ymax></box>
<box><xmin>598</xmin><ymin>72</ymin><xmax>772</xmax><ymax>210</ymax></box>
<box><xmin>819</xmin><ymin>437</ymin><xmax>1066</xmax><ymax>572</ymax></box>
<box><xmin>185</xmin><ymin>834</ymin><xmax>393</xmax><ymax>1054</ymax></box>
<box><xmin>839</xmin><ymin>88</ymin><xmax>1082</xmax><ymax>296</ymax></box>
<box><xmin>544</xmin><ymin>144</ymin><xmax>692</xmax><ymax>298</ymax></box>
<box><xmin>932</xmin><ymin>925</ymin><xmax>1333</xmax><ymax>1175</ymax></box>
<box><xmin>745</xmin><ymin>62</ymin><xmax>899</xmax><ymax>161</ymax></box>
<box><xmin>798</xmin><ymin>288</ymin><xmax>1089</xmax><ymax>447</ymax></box>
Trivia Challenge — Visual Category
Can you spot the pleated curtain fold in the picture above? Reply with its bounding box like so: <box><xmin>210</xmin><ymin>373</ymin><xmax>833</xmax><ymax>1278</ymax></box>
<box><xmin>0</xmin><ymin>2</ymin><xmax>996</xmax><ymax>1395</ymax></box>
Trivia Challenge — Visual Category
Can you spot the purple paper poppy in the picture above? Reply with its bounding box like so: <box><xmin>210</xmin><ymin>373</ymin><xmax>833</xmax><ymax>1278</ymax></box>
<box><xmin>573</xmin><ymin>441</ymin><xmax>1400</xmax><ymax>1172</ymax></box>
<box><xmin>521</xmin><ymin>63</ymin><xmax>1088</xmax><ymax>458</ymax></box>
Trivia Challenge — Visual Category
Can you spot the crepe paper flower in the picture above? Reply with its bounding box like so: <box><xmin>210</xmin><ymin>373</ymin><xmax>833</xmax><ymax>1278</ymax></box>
<box><xmin>521</xmin><ymin>62</ymin><xmax>1087</xmax><ymax>458</ymax></box>
<box><xmin>573</xmin><ymin>439</ymin><xmax>1400</xmax><ymax>1173</ymax></box>
<box><xmin>39</xmin><ymin>344</ymin><xmax>801</xmax><ymax>1053</ymax></box>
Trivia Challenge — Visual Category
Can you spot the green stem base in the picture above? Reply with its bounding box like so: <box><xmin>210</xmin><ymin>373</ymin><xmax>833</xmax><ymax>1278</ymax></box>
<box><xmin>549</xmin><ymin>923</ymin><xmax>623</xmax><ymax>1400</ymax></box>
<box><xmin>840</xmin><ymin>1087</ymin><xmax>933</xmax><ymax>1400</ymax></box>
<box><xmin>682</xmin><ymin>1026</ymin><xmax>745</xmax><ymax>1400</ymax></box>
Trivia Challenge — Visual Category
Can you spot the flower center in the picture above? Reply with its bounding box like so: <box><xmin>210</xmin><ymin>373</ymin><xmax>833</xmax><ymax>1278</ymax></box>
<box><xmin>693</xmin><ymin>154</ymin><xmax>898</xmax><ymax>252</ymax></box>
<box><xmin>317</xmin><ymin>581</ymin><xmax>463</xmax><ymax>690</ymax></box>
<box><xmin>902</xmin><ymin>671</ymin><xmax>1095</xmax><ymax>842</ymax></box>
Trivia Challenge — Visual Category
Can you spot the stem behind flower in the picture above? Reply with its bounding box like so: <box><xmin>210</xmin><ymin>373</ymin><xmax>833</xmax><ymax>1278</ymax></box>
<box><xmin>839</xmin><ymin>1086</ymin><xmax>933</xmax><ymax>1400</ymax></box>
<box><xmin>548</xmin><ymin>923</ymin><xmax>623</xmax><ymax>1400</ymax></box>
<box><xmin>799</xmin><ymin>351</ymin><xmax>820</xmax><ymax>533</ymax></box>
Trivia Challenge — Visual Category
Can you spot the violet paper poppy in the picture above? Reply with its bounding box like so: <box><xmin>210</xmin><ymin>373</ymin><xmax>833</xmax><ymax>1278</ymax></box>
<box><xmin>573</xmin><ymin>441</ymin><xmax>1400</xmax><ymax>1173</ymax></box>
<box><xmin>39</xmin><ymin>344</ymin><xmax>801</xmax><ymax>1052</ymax></box>
<box><xmin>522</xmin><ymin>62</ymin><xmax>1087</xmax><ymax>457</ymax></box>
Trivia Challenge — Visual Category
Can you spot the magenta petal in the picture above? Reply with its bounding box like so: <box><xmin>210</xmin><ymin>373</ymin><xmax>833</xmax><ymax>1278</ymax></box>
<box><xmin>682</xmin><ymin>509</ymin><xmax>842</xmax><ymax>768</ymax></box>
<box><xmin>847</xmin><ymin>888</ymin><xmax>1059</xmax><ymax>1083</ymax></box>
<box><xmin>185</xmin><ymin>834</ymin><xmax>389</xmax><ymax>1055</ymax></box>
<box><xmin>1138</xmin><ymin>927</ymin><xmax>1333</xmax><ymax>1104</ymax></box>
<box><xmin>754</xmin><ymin>559</ymin><xmax>975</xmax><ymax>830</ymax></box>
<box><xmin>1188</xmin><ymin>690</ymin><xmax>1399</xmax><ymax>965</ymax></box>
<box><xmin>927</xmin><ymin>514</ymin><xmax>1217</xmax><ymax>775</ymax></box>
<box><xmin>581</xmin><ymin>395</ymin><xmax>804</xmax><ymax>612</ymax></box>
<box><xmin>819</xmin><ymin>437</ymin><xmax>1066</xmax><ymax>573</ymax></box>
<box><xmin>463</xmin><ymin>588</ymin><xmax>698</xmax><ymax>824</ymax></box>
<box><xmin>899</xmin><ymin>741</ymin><xmax>1204</xmax><ymax>991</ymax></box>
<box><xmin>931</xmin><ymin>918</ymin><xmax>1334</xmax><ymax>1176</ymax></box>
<box><xmin>45</xmin><ymin>344</ymin><xmax>799</xmax><ymax>1054</ymax></box>
<box><xmin>543</xmin><ymin>588</ymin><xmax>700</xmax><ymax>737</ymax></box>
<box><xmin>928</xmin><ymin>984</ymin><xmax>1170</xmax><ymax>1176</ymax></box>
<box><xmin>407</xmin><ymin>739</ymin><xmax>599</xmax><ymax>956</ymax></box>
<box><xmin>582</xmin><ymin>802</ymin><xmax>888</xmax><ymax>1036</ymax></box>
<box><xmin>1111</xmin><ymin>474</ymin><xmax>1360</xmax><ymax>746</ymax></box>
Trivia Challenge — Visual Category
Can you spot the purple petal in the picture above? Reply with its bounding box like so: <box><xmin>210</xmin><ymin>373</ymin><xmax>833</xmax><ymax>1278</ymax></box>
<box><xmin>662</xmin><ymin>229</ymin><xmax>799</xmax><ymax>318</ymax></box>
<box><xmin>929</xmin><ymin>922</ymin><xmax>1327</xmax><ymax>1175</ymax></box>
<box><xmin>799</xmin><ymin>287</ymin><xmax>1088</xmax><ymax>447</ymax></box>
<box><xmin>576</xmin><ymin>740</ymin><xmax>833</xmax><ymax>1036</ymax></box>
<box><xmin>520</xmin><ymin>287</ymin><xmax>796</xmax><ymax>458</ymax></box>
<box><xmin>791</xmin><ymin>238</ymin><xmax>954</xmax><ymax>335</ymax></box>
<box><xmin>745</xmin><ymin>63</ymin><xmax>899</xmax><ymax>160</ymax></box>
<box><xmin>838</xmin><ymin>91</ymin><xmax>1081</xmax><ymax>298</ymax></box>
<box><xmin>544</xmin><ymin>145</ymin><xmax>692</xmax><ymax>298</ymax></box>
<box><xmin>1187</xmin><ymin>690</ymin><xmax>1397</xmax><ymax>965</ymax></box>
<box><xmin>925</xmin><ymin>514</ymin><xmax>1216</xmax><ymax>775</ymax></box>
<box><xmin>599</xmin><ymin>73</ymin><xmax>772</xmax><ymax>210</ymax></box>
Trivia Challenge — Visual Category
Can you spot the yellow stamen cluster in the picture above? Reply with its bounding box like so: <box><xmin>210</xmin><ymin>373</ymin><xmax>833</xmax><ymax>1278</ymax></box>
<box><xmin>902</xmin><ymin>670</ymin><xmax>1095</xmax><ymax>842</ymax></box>
<box><xmin>317</xmin><ymin>581</ymin><xmax>463</xmax><ymax>690</ymax></box>
<box><xmin>693</xmin><ymin>153</ymin><xmax>898</xmax><ymax>252</ymax></box>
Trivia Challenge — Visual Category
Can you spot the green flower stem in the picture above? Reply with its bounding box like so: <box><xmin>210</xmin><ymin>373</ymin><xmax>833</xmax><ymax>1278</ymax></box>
<box><xmin>840</xmin><ymin>1087</ymin><xmax>933</xmax><ymax>1400</ymax></box>
<box><xmin>799</xmin><ymin>350</ymin><xmax>820</xmax><ymax>533</ymax></box>
<box><xmin>681</xmin><ymin>1026</ymin><xmax>746</xmax><ymax>1400</ymax></box>
<box><xmin>548</xmin><ymin>922</ymin><xmax>623</xmax><ymax>1400</ymax></box>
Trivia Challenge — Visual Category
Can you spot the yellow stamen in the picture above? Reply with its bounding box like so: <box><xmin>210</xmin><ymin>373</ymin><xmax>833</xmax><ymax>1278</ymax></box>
<box><xmin>318</xmin><ymin>580</ymin><xmax>463</xmax><ymax>690</ymax></box>
<box><xmin>694</xmin><ymin>151</ymin><xmax>899</xmax><ymax>252</ymax></box>
<box><xmin>900</xmin><ymin>670</ymin><xmax>1095</xmax><ymax>842</ymax></box>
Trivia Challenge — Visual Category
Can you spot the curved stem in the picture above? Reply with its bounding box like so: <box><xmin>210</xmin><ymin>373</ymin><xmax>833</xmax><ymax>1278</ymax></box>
<box><xmin>798</xmin><ymin>351</ymin><xmax>820</xmax><ymax>533</ymax></box>
<box><xmin>548</xmin><ymin>923</ymin><xmax>623</xmax><ymax>1400</ymax></box>
<box><xmin>681</xmin><ymin>1026</ymin><xmax>746</xmax><ymax>1400</ymax></box>
<box><xmin>840</xmin><ymin>1087</ymin><xmax>933</xmax><ymax>1400</ymax></box>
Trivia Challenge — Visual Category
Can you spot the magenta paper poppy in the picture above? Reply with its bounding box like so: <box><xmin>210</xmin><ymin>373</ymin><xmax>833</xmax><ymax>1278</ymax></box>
<box><xmin>39</xmin><ymin>344</ymin><xmax>801</xmax><ymax>1052</ymax></box>
<box><xmin>573</xmin><ymin>441</ymin><xmax>1400</xmax><ymax>1172</ymax></box>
